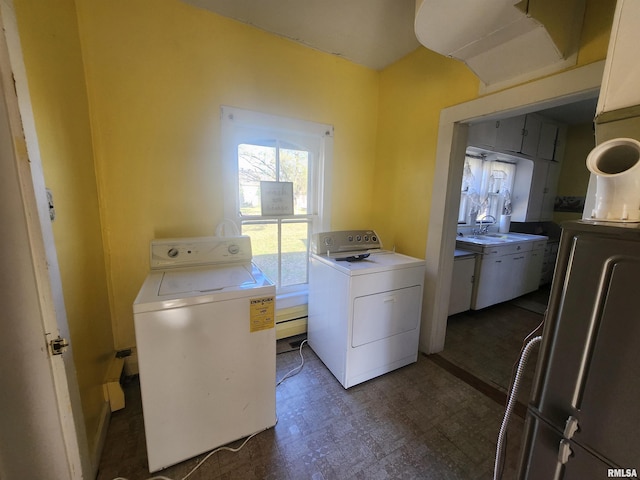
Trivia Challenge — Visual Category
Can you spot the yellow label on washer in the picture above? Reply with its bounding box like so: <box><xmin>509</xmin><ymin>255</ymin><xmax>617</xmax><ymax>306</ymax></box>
<box><xmin>249</xmin><ymin>296</ymin><xmax>275</xmax><ymax>332</ymax></box>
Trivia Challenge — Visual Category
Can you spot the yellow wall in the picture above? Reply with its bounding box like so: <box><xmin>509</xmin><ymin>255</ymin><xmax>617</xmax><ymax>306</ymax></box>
<box><xmin>373</xmin><ymin>49</ymin><xmax>479</xmax><ymax>258</ymax></box>
<box><xmin>14</xmin><ymin>0</ymin><xmax>114</xmax><ymax>458</ymax></box>
<box><xmin>73</xmin><ymin>0</ymin><xmax>380</xmax><ymax>349</ymax></box>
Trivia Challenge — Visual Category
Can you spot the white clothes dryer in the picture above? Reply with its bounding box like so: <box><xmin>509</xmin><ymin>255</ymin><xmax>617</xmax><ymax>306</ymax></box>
<box><xmin>308</xmin><ymin>230</ymin><xmax>425</xmax><ymax>389</ymax></box>
<box><xmin>133</xmin><ymin>236</ymin><xmax>276</xmax><ymax>472</ymax></box>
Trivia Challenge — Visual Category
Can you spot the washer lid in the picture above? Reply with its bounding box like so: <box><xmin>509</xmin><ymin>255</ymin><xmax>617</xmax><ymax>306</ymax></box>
<box><xmin>158</xmin><ymin>264</ymin><xmax>255</xmax><ymax>296</ymax></box>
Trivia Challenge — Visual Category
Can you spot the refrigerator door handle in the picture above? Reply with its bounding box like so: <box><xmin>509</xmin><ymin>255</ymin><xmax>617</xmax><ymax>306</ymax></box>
<box><xmin>563</xmin><ymin>415</ymin><xmax>580</xmax><ymax>439</ymax></box>
<box><xmin>571</xmin><ymin>259</ymin><xmax>616</xmax><ymax>409</ymax></box>
<box><xmin>558</xmin><ymin>438</ymin><xmax>573</xmax><ymax>464</ymax></box>
<box><xmin>550</xmin><ymin>438</ymin><xmax>574</xmax><ymax>480</ymax></box>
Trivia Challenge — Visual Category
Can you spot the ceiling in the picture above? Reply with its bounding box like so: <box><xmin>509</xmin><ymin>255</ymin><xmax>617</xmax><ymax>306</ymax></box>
<box><xmin>181</xmin><ymin>0</ymin><xmax>599</xmax><ymax>124</ymax></box>
<box><xmin>181</xmin><ymin>0</ymin><xmax>421</xmax><ymax>70</ymax></box>
<box><xmin>537</xmin><ymin>97</ymin><xmax>598</xmax><ymax>125</ymax></box>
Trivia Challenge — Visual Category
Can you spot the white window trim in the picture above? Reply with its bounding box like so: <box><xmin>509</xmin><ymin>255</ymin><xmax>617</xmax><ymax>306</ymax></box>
<box><xmin>220</xmin><ymin>106</ymin><xmax>333</xmax><ymax>308</ymax></box>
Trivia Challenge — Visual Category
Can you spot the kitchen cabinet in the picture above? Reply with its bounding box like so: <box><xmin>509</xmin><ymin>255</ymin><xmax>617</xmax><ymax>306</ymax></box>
<box><xmin>473</xmin><ymin>252</ymin><xmax>516</xmax><ymax>309</ymax></box>
<box><xmin>456</xmin><ymin>236</ymin><xmax>547</xmax><ymax>310</ymax></box>
<box><xmin>468</xmin><ymin>113</ymin><xmax>561</xmax><ymax>160</ymax></box>
<box><xmin>540</xmin><ymin>240</ymin><xmax>559</xmax><ymax>285</ymax></box>
<box><xmin>520</xmin><ymin>114</ymin><xmax>560</xmax><ymax>160</ymax></box>
<box><xmin>495</xmin><ymin>115</ymin><xmax>527</xmax><ymax>152</ymax></box>
<box><xmin>537</xmin><ymin>120</ymin><xmax>560</xmax><ymax>160</ymax></box>
<box><xmin>448</xmin><ymin>251</ymin><xmax>476</xmax><ymax>315</ymax></box>
<box><xmin>523</xmin><ymin>243</ymin><xmax>546</xmax><ymax>292</ymax></box>
<box><xmin>468</xmin><ymin>115</ymin><xmax>525</xmax><ymax>152</ymax></box>
<box><xmin>473</xmin><ymin>248</ymin><xmax>529</xmax><ymax>310</ymax></box>
<box><xmin>511</xmin><ymin>158</ymin><xmax>561</xmax><ymax>222</ymax></box>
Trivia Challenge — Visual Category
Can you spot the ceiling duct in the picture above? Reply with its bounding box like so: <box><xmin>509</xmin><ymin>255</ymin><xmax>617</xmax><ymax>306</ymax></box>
<box><xmin>414</xmin><ymin>0</ymin><xmax>586</xmax><ymax>88</ymax></box>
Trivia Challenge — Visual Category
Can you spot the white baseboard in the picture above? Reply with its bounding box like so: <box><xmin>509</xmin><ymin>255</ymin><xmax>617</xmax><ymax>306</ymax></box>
<box><xmin>91</xmin><ymin>400</ymin><xmax>111</xmax><ymax>477</ymax></box>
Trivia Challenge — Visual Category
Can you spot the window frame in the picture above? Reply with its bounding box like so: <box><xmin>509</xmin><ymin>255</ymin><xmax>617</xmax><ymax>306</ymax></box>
<box><xmin>221</xmin><ymin>106</ymin><xmax>333</xmax><ymax>308</ymax></box>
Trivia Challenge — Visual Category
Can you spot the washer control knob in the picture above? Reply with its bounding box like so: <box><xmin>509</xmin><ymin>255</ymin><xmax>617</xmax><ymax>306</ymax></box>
<box><xmin>228</xmin><ymin>244</ymin><xmax>240</xmax><ymax>255</ymax></box>
<box><xmin>167</xmin><ymin>248</ymin><xmax>179</xmax><ymax>258</ymax></box>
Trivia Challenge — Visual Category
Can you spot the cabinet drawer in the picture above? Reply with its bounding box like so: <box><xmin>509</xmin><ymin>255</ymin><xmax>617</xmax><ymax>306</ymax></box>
<box><xmin>532</xmin><ymin>240</ymin><xmax>547</xmax><ymax>250</ymax></box>
<box><xmin>481</xmin><ymin>242</ymin><xmax>532</xmax><ymax>257</ymax></box>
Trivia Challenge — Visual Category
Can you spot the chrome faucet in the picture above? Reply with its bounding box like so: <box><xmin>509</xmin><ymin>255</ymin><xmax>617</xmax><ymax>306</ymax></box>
<box><xmin>472</xmin><ymin>215</ymin><xmax>496</xmax><ymax>235</ymax></box>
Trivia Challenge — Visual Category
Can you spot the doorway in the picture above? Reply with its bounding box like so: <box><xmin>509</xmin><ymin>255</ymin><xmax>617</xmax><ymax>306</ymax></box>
<box><xmin>419</xmin><ymin>60</ymin><xmax>605</xmax><ymax>356</ymax></box>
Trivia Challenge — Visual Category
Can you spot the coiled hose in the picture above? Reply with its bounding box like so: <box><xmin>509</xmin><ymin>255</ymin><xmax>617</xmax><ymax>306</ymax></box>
<box><xmin>493</xmin><ymin>335</ymin><xmax>542</xmax><ymax>480</ymax></box>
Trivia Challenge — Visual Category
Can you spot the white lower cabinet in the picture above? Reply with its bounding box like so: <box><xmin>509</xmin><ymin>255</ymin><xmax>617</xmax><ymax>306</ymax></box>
<box><xmin>449</xmin><ymin>252</ymin><xmax>476</xmax><ymax>315</ymax></box>
<box><xmin>524</xmin><ymin>245</ymin><xmax>546</xmax><ymax>292</ymax></box>
<box><xmin>464</xmin><ymin>238</ymin><xmax>547</xmax><ymax>310</ymax></box>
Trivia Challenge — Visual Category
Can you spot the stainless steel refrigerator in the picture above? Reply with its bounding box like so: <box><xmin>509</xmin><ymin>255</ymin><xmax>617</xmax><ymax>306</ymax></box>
<box><xmin>517</xmin><ymin>220</ymin><xmax>640</xmax><ymax>479</ymax></box>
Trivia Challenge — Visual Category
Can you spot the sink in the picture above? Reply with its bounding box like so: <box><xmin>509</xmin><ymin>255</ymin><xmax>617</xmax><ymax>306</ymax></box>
<box><xmin>456</xmin><ymin>235</ymin><xmax>510</xmax><ymax>245</ymax></box>
<box><xmin>482</xmin><ymin>233</ymin><xmax>530</xmax><ymax>240</ymax></box>
<box><xmin>482</xmin><ymin>233</ymin><xmax>509</xmax><ymax>239</ymax></box>
<box><xmin>457</xmin><ymin>232</ymin><xmax>546</xmax><ymax>246</ymax></box>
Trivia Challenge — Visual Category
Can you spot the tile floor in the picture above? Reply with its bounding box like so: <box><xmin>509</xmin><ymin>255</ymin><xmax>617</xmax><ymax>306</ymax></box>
<box><xmin>96</xmin><ymin>292</ymin><xmax>547</xmax><ymax>480</ymax></box>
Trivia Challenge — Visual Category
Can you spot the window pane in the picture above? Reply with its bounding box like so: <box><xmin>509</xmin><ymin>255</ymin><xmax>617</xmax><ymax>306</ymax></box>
<box><xmin>238</xmin><ymin>143</ymin><xmax>276</xmax><ymax>216</ymax></box>
<box><xmin>279</xmin><ymin>148</ymin><xmax>309</xmax><ymax>215</ymax></box>
<box><xmin>281</xmin><ymin>222</ymin><xmax>308</xmax><ymax>287</ymax></box>
<box><xmin>242</xmin><ymin>223</ymin><xmax>278</xmax><ymax>285</ymax></box>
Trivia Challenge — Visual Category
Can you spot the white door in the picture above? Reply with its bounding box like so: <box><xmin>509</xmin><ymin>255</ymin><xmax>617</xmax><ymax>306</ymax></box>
<box><xmin>0</xmin><ymin>2</ymin><xmax>90</xmax><ymax>478</ymax></box>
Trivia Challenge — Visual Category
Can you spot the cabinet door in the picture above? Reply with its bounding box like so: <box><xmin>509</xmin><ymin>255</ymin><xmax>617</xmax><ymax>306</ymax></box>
<box><xmin>537</xmin><ymin>122</ymin><xmax>558</xmax><ymax>160</ymax></box>
<box><xmin>472</xmin><ymin>255</ymin><xmax>508</xmax><ymax>309</ymax></box>
<box><xmin>523</xmin><ymin>247</ymin><xmax>545</xmax><ymax>293</ymax></box>
<box><xmin>507</xmin><ymin>252</ymin><xmax>528</xmax><ymax>299</ymax></box>
<box><xmin>521</xmin><ymin>115</ymin><xmax>542</xmax><ymax>156</ymax></box>
<box><xmin>495</xmin><ymin>115</ymin><xmax>525</xmax><ymax>152</ymax></box>
<box><xmin>521</xmin><ymin>162</ymin><xmax>544</xmax><ymax>221</ymax></box>
<box><xmin>448</xmin><ymin>256</ymin><xmax>475</xmax><ymax>315</ymax></box>
<box><xmin>467</xmin><ymin>120</ymin><xmax>498</xmax><ymax>148</ymax></box>
<box><xmin>539</xmin><ymin>161</ymin><xmax>560</xmax><ymax>221</ymax></box>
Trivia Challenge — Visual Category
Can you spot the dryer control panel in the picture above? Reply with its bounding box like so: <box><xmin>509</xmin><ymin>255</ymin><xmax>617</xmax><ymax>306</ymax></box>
<box><xmin>150</xmin><ymin>236</ymin><xmax>252</xmax><ymax>269</ymax></box>
<box><xmin>311</xmin><ymin>230</ymin><xmax>382</xmax><ymax>255</ymax></box>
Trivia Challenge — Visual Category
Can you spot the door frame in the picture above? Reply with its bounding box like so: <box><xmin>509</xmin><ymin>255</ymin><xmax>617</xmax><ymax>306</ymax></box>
<box><xmin>0</xmin><ymin>1</ymin><xmax>90</xmax><ymax>478</ymax></box>
<box><xmin>419</xmin><ymin>60</ymin><xmax>605</xmax><ymax>354</ymax></box>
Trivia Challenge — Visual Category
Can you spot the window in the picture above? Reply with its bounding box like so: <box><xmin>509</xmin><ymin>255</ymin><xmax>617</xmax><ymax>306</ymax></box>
<box><xmin>460</xmin><ymin>150</ymin><xmax>516</xmax><ymax>225</ymax></box>
<box><xmin>221</xmin><ymin>106</ymin><xmax>333</xmax><ymax>308</ymax></box>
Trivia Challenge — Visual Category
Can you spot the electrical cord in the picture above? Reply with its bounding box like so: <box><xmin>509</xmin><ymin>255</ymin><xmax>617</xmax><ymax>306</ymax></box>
<box><xmin>112</xmin><ymin>338</ymin><xmax>308</xmax><ymax>480</ymax></box>
<box><xmin>276</xmin><ymin>339</ymin><xmax>308</xmax><ymax>386</ymax></box>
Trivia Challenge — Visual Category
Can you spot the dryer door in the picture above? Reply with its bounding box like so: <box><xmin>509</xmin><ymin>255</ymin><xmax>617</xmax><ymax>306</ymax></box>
<box><xmin>352</xmin><ymin>285</ymin><xmax>422</xmax><ymax>347</ymax></box>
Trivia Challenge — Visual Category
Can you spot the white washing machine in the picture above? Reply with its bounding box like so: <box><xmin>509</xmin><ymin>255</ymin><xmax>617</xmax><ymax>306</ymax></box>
<box><xmin>307</xmin><ymin>230</ymin><xmax>425</xmax><ymax>389</ymax></box>
<box><xmin>133</xmin><ymin>236</ymin><xmax>276</xmax><ymax>473</ymax></box>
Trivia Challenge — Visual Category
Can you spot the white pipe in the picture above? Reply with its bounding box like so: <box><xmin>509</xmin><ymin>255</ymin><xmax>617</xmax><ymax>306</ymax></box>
<box><xmin>586</xmin><ymin>137</ymin><xmax>640</xmax><ymax>222</ymax></box>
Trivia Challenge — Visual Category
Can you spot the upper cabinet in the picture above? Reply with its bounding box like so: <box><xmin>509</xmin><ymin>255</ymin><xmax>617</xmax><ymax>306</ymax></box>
<box><xmin>468</xmin><ymin>113</ymin><xmax>562</xmax><ymax>161</ymax></box>
<box><xmin>467</xmin><ymin>113</ymin><xmax>567</xmax><ymax>222</ymax></box>
<box><xmin>511</xmin><ymin>158</ymin><xmax>562</xmax><ymax>222</ymax></box>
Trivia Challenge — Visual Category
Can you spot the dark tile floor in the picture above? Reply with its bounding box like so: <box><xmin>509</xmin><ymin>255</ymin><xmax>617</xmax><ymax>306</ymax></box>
<box><xmin>97</xmin><ymin>292</ymin><xmax>547</xmax><ymax>480</ymax></box>
<box><xmin>439</xmin><ymin>301</ymin><xmax>545</xmax><ymax>405</ymax></box>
